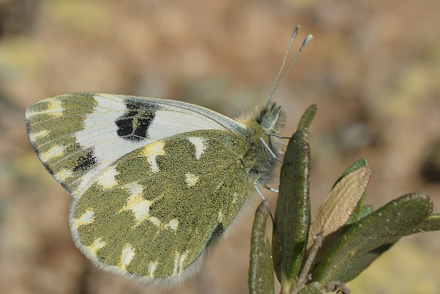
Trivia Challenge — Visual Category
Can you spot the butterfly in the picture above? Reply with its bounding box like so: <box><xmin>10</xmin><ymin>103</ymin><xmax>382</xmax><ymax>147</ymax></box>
<box><xmin>25</xmin><ymin>26</ymin><xmax>312</xmax><ymax>288</ymax></box>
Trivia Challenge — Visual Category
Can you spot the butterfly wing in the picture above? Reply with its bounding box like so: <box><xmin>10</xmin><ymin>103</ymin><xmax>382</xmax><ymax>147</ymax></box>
<box><xmin>25</xmin><ymin>93</ymin><xmax>245</xmax><ymax>198</ymax></box>
<box><xmin>70</xmin><ymin>129</ymin><xmax>250</xmax><ymax>286</ymax></box>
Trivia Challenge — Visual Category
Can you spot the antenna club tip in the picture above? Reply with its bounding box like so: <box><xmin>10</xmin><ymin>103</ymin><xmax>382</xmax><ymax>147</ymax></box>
<box><xmin>302</xmin><ymin>34</ymin><xmax>313</xmax><ymax>47</ymax></box>
<box><xmin>292</xmin><ymin>26</ymin><xmax>299</xmax><ymax>38</ymax></box>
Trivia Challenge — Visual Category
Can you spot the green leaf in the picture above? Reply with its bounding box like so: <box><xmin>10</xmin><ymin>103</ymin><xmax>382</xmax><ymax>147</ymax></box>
<box><xmin>360</xmin><ymin>204</ymin><xmax>373</xmax><ymax>218</ymax></box>
<box><xmin>272</xmin><ymin>128</ymin><xmax>311</xmax><ymax>292</ymax></box>
<box><xmin>249</xmin><ymin>201</ymin><xmax>275</xmax><ymax>294</ymax></box>
<box><xmin>344</xmin><ymin>194</ymin><xmax>365</xmax><ymax>227</ymax></box>
<box><xmin>408</xmin><ymin>213</ymin><xmax>440</xmax><ymax>234</ymax></box>
<box><xmin>335</xmin><ymin>158</ymin><xmax>369</xmax><ymax>227</ymax></box>
<box><xmin>342</xmin><ymin>159</ymin><xmax>369</xmax><ymax>229</ymax></box>
<box><xmin>297</xmin><ymin>104</ymin><xmax>317</xmax><ymax>130</ymax></box>
<box><xmin>307</xmin><ymin>166</ymin><xmax>372</xmax><ymax>255</ymax></box>
<box><xmin>332</xmin><ymin>158</ymin><xmax>369</xmax><ymax>188</ymax></box>
<box><xmin>314</xmin><ymin>192</ymin><xmax>433</xmax><ymax>285</ymax></box>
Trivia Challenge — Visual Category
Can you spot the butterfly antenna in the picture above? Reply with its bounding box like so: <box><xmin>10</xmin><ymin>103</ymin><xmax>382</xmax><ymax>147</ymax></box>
<box><xmin>266</xmin><ymin>25</ymin><xmax>313</xmax><ymax>107</ymax></box>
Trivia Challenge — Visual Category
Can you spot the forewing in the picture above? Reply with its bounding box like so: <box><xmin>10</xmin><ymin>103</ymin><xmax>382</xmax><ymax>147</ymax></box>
<box><xmin>25</xmin><ymin>93</ymin><xmax>244</xmax><ymax>198</ymax></box>
<box><xmin>69</xmin><ymin>130</ymin><xmax>249</xmax><ymax>286</ymax></box>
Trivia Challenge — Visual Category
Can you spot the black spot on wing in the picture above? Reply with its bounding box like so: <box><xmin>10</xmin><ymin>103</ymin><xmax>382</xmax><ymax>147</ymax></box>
<box><xmin>73</xmin><ymin>150</ymin><xmax>97</xmax><ymax>172</ymax></box>
<box><xmin>115</xmin><ymin>100</ymin><xmax>159</xmax><ymax>142</ymax></box>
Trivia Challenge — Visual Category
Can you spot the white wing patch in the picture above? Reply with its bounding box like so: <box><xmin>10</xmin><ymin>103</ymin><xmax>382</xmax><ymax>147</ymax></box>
<box><xmin>120</xmin><ymin>244</ymin><xmax>136</xmax><ymax>270</ymax></box>
<box><xmin>185</xmin><ymin>173</ymin><xmax>199</xmax><ymax>187</ymax></box>
<box><xmin>147</xmin><ymin>157</ymin><xmax>160</xmax><ymax>173</ymax></box>
<box><xmin>73</xmin><ymin>96</ymin><xmax>147</xmax><ymax>196</ymax></box>
<box><xmin>31</xmin><ymin>129</ymin><xmax>49</xmax><ymax>140</ymax></box>
<box><xmin>40</xmin><ymin>144</ymin><xmax>65</xmax><ymax>161</ymax></box>
<box><xmin>75</xmin><ymin>210</ymin><xmax>95</xmax><ymax>227</ymax></box>
<box><xmin>27</xmin><ymin>99</ymin><xmax>64</xmax><ymax>118</ymax></box>
<box><xmin>57</xmin><ymin>169</ymin><xmax>74</xmax><ymax>182</ymax></box>
<box><xmin>149</xmin><ymin>217</ymin><xmax>161</xmax><ymax>227</ymax></box>
<box><xmin>148</xmin><ymin>261</ymin><xmax>159</xmax><ymax>277</ymax></box>
<box><xmin>168</xmin><ymin>219</ymin><xmax>179</xmax><ymax>231</ymax></box>
<box><xmin>141</xmin><ymin>141</ymin><xmax>165</xmax><ymax>156</ymax></box>
<box><xmin>148</xmin><ymin>110</ymin><xmax>223</xmax><ymax>138</ymax></box>
<box><xmin>120</xmin><ymin>182</ymin><xmax>153</xmax><ymax>226</ymax></box>
<box><xmin>87</xmin><ymin>238</ymin><xmax>106</xmax><ymax>255</ymax></box>
<box><xmin>142</xmin><ymin>141</ymin><xmax>165</xmax><ymax>173</ymax></box>
<box><xmin>74</xmin><ymin>95</ymin><xmax>137</xmax><ymax>165</ymax></box>
<box><xmin>173</xmin><ymin>251</ymin><xmax>188</xmax><ymax>275</ymax></box>
<box><xmin>97</xmin><ymin>166</ymin><xmax>119</xmax><ymax>189</ymax></box>
<box><xmin>46</xmin><ymin>100</ymin><xmax>64</xmax><ymax>117</ymax></box>
<box><xmin>187</xmin><ymin>137</ymin><xmax>208</xmax><ymax>160</ymax></box>
<box><xmin>124</xmin><ymin>182</ymin><xmax>144</xmax><ymax>198</ymax></box>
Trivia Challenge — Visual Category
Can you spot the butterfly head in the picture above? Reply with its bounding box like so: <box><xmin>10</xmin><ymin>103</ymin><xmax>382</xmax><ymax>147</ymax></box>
<box><xmin>239</xmin><ymin>102</ymin><xmax>285</xmax><ymax>185</ymax></box>
<box><xmin>256</xmin><ymin>102</ymin><xmax>285</xmax><ymax>135</ymax></box>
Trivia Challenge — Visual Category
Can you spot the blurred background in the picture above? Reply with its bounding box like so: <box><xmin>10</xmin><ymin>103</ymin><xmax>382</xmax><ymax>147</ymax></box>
<box><xmin>0</xmin><ymin>0</ymin><xmax>439</xmax><ymax>293</ymax></box>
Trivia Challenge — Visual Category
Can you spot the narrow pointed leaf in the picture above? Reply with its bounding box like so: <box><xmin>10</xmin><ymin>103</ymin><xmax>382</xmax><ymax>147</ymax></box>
<box><xmin>249</xmin><ymin>201</ymin><xmax>275</xmax><ymax>294</ymax></box>
<box><xmin>272</xmin><ymin>128</ymin><xmax>311</xmax><ymax>291</ymax></box>
<box><xmin>307</xmin><ymin>166</ymin><xmax>372</xmax><ymax>251</ymax></box>
<box><xmin>297</xmin><ymin>104</ymin><xmax>317</xmax><ymax>130</ymax></box>
<box><xmin>336</xmin><ymin>158</ymin><xmax>369</xmax><ymax>228</ymax></box>
<box><xmin>409</xmin><ymin>213</ymin><xmax>440</xmax><ymax>234</ymax></box>
<box><xmin>314</xmin><ymin>192</ymin><xmax>433</xmax><ymax>285</ymax></box>
<box><xmin>332</xmin><ymin>158</ymin><xmax>369</xmax><ymax>188</ymax></box>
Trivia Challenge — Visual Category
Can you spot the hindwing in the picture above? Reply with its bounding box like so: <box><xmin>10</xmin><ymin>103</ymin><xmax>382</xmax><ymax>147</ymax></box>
<box><xmin>70</xmin><ymin>130</ymin><xmax>250</xmax><ymax>285</ymax></box>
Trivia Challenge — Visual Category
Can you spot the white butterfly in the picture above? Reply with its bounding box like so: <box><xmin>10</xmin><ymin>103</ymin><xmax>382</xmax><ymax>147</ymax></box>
<box><xmin>25</xmin><ymin>28</ymin><xmax>312</xmax><ymax>288</ymax></box>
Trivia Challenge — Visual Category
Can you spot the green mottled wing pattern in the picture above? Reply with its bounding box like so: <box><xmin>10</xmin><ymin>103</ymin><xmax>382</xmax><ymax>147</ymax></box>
<box><xmin>25</xmin><ymin>93</ymin><xmax>99</xmax><ymax>196</ymax></box>
<box><xmin>70</xmin><ymin>130</ymin><xmax>250</xmax><ymax>284</ymax></box>
<box><xmin>25</xmin><ymin>92</ymin><xmax>282</xmax><ymax>288</ymax></box>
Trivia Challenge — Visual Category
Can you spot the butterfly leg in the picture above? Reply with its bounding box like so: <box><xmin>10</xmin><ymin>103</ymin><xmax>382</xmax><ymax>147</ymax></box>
<box><xmin>253</xmin><ymin>177</ymin><xmax>267</xmax><ymax>201</ymax></box>
<box><xmin>260</xmin><ymin>137</ymin><xmax>283</xmax><ymax>163</ymax></box>
<box><xmin>272</xmin><ymin>135</ymin><xmax>288</xmax><ymax>147</ymax></box>
<box><xmin>271</xmin><ymin>134</ymin><xmax>291</xmax><ymax>140</ymax></box>
<box><xmin>253</xmin><ymin>178</ymin><xmax>279</xmax><ymax>198</ymax></box>
<box><xmin>264</xmin><ymin>186</ymin><xmax>278</xmax><ymax>193</ymax></box>
<box><xmin>254</xmin><ymin>177</ymin><xmax>276</xmax><ymax>222</ymax></box>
